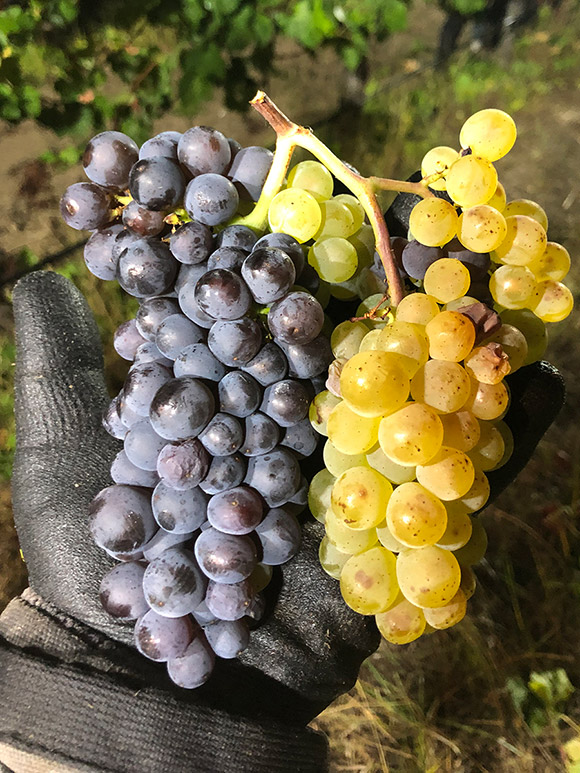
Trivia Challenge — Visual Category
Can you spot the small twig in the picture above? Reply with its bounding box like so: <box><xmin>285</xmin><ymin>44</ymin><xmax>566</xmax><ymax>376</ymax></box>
<box><xmin>350</xmin><ymin>293</ymin><xmax>391</xmax><ymax>323</ymax></box>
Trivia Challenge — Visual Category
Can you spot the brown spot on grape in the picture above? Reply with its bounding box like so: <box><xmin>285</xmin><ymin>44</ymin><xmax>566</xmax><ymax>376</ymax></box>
<box><xmin>354</xmin><ymin>570</ymin><xmax>374</xmax><ymax>589</ymax></box>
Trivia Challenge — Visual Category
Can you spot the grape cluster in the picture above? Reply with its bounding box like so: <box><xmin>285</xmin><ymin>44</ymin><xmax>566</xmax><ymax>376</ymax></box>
<box><xmin>62</xmin><ymin>127</ymin><xmax>333</xmax><ymax>688</ymax></box>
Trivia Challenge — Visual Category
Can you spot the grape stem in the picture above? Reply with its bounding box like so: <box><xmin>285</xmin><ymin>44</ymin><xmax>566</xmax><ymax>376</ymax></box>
<box><xmin>237</xmin><ymin>91</ymin><xmax>436</xmax><ymax>306</ymax></box>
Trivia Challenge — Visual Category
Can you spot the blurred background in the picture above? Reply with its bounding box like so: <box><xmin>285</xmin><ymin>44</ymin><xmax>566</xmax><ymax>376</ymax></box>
<box><xmin>1</xmin><ymin>0</ymin><xmax>580</xmax><ymax>769</ymax></box>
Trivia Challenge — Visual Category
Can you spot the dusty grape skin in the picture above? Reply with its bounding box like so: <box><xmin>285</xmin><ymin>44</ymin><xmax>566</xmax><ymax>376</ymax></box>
<box><xmin>89</xmin><ymin>485</ymin><xmax>157</xmax><ymax>556</ymax></box>
<box><xmin>99</xmin><ymin>562</ymin><xmax>148</xmax><ymax>622</ymax></box>
<box><xmin>215</xmin><ymin>224</ymin><xmax>258</xmax><ymax>253</ymax></box>
<box><xmin>281</xmin><ymin>418</ymin><xmax>319</xmax><ymax>458</ymax></box>
<box><xmin>240</xmin><ymin>413</ymin><xmax>280</xmax><ymax>457</ymax></box>
<box><xmin>174</xmin><ymin>343</ymin><xmax>227</xmax><ymax>382</ymax></box>
<box><xmin>199</xmin><ymin>413</ymin><xmax>244</xmax><ymax>457</ymax></box>
<box><xmin>139</xmin><ymin>131</ymin><xmax>182</xmax><ymax>160</ymax></box>
<box><xmin>103</xmin><ymin>396</ymin><xmax>128</xmax><ymax>440</ymax></box>
<box><xmin>281</xmin><ymin>335</ymin><xmax>333</xmax><ymax>379</ymax></box>
<box><xmin>205</xmin><ymin>579</ymin><xmax>254</xmax><ymax>621</ymax></box>
<box><xmin>244</xmin><ymin>447</ymin><xmax>302</xmax><ymax>507</ymax></box>
<box><xmin>118</xmin><ymin>239</ymin><xmax>178</xmax><ymax>298</ymax></box>
<box><xmin>200</xmin><ymin>453</ymin><xmax>247</xmax><ymax>495</ymax></box>
<box><xmin>255</xmin><ymin>508</ymin><xmax>302</xmax><ymax>566</ymax></box>
<box><xmin>208</xmin><ymin>317</ymin><xmax>263</xmax><ymax>367</ymax></box>
<box><xmin>152</xmin><ymin>481</ymin><xmax>208</xmax><ymax>533</ymax></box>
<box><xmin>132</xmin><ymin>341</ymin><xmax>172</xmax><ymax>368</ymax></box>
<box><xmin>241</xmin><ymin>343</ymin><xmax>288</xmax><ymax>387</ymax></box>
<box><xmin>142</xmin><ymin>547</ymin><xmax>207</xmax><ymax>617</ymax></box>
<box><xmin>194</xmin><ymin>269</ymin><xmax>252</xmax><ymax>321</ymax></box>
<box><xmin>122</xmin><ymin>361</ymin><xmax>172</xmax><ymax>417</ymax></box>
<box><xmin>268</xmin><ymin>292</ymin><xmax>324</xmax><ymax>345</ymax></box>
<box><xmin>122</xmin><ymin>200</ymin><xmax>166</xmax><ymax>236</ymax></box>
<box><xmin>129</xmin><ymin>156</ymin><xmax>186</xmax><ymax>211</ymax></box>
<box><xmin>116</xmin><ymin>396</ymin><xmax>142</xmax><ymax>430</ymax></box>
<box><xmin>83</xmin><ymin>130</ymin><xmax>139</xmax><ymax>189</ymax></box>
<box><xmin>192</xmin><ymin>599</ymin><xmax>219</xmax><ymax>626</ymax></box>
<box><xmin>260</xmin><ymin>379</ymin><xmax>311</xmax><ymax>427</ymax></box>
<box><xmin>184</xmin><ymin>174</ymin><xmax>239</xmax><ymax>227</ymax></box>
<box><xmin>84</xmin><ymin>224</ymin><xmax>125</xmax><ymax>280</ymax></box>
<box><xmin>206</xmin><ymin>486</ymin><xmax>264</xmax><ymax>535</ymax></box>
<box><xmin>123</xmin><ymin>419</ymin><xmax>166</xmax><ymax>472</ymax></box>
<box><xmin>149</xmin><ymin>377</ymin><xmax>215</xmax><ymax>441</ymax></box>
<box><xmin>114</xmin><ymin>319</ymin><xmax>145</xmax><ymax>361</ymax></box>
<box><xmin>60</xmin><ymin>182</ymin><xmax>113</xmax><ymax>231</ymax></box>
<box><xmin>218</xmin><ymin>371</ymin><xmax>262</xmax><ymax>418</ymax></box>
<box><xmin>135</xmin><ymin>609</ymin><xmax>194</xmax><ymax>661</ymax></box>
<box><xmin>228</xmin><ymin>145</ymin><xmax>274</xmax><ymax>201</ymax></box>
<box><xmin>254</xmin><ymin>232</ymin><xmax>305</xmax><ymax>276</ymax></box>
<box><xmin>241</xmin><ymin>248</ymin><xmax>296</xmax><ymax>304</ymax></box>
<box><xmin>111</xmin><ymin>449</ymin><xmax>159</xmax><ymax>487</ymax></box>
<box><xmin>170</xmin><ymin>222</ymin><xmax>214</xmax><ymax>265</ymax></box>
<box><xmin>177</xmin><ymin>268</ymin><xmax>215</xmax><ymax>329</ymax></box>
<box><xmin>166</xmin><ymin>632</ymin><xmax>215</xmax><ymax>688</ymax></box>
<box><xmin>177</xmin><ymin>126</ymin><xmax>231</xmax><ymax>177</ymax></box>
<box><xmin>155</xmin><ymin>314</ymin><xmax>204</xmax><ymax>360</ymax></box>
<box><xmin>156</xmin><ymin>438</ymin><xmax>210</xmax><ymax>490</ymax></box>
<box><xmin>204</xmin><ymin>619</ymin><xmax>250</xmax><ymax>658</ymax></box>
<box><xmin>112</xmin><ymin>228</ymin><xmax>143</xmax><ymax>261</ymax></box>
<box><xmin>142</xmin><ymin>529</ymin><xmax>195</xmax><ymax>562</ymax></box>
<box><xmin>207</xmin><ymin>246</ymin><xmax>247</xmax><ymax>273</ymax></box>
<box><xmin>194</xmin><ymin>527</ymin><xmax>258</xmax><ymax>584</ymax></box>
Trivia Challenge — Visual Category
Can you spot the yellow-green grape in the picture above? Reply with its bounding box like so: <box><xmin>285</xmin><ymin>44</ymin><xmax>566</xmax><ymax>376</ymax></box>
<box><xmin>445</xmin><ymin>155</ymin><xmax>498</xmax><ymax>208</ymax></box>
<box><xmin>489</xmin><ymin>264</ymin><xmax>537</xmax><ymax>309</ymax></box>
<box><xmin>349</xmin><ymin>223</ymin><xmax>375</xmax><ymax>265</ymax></box>
<box><xmin>356</xmin><ymin>294</ymin><xmax>394</xmax><ymax>324</ymax></box>
<box><xmin>468</xmin><ymin>421</ymin><xmax>505</xmax><ymax>471</ymax></box>
<box><xmin>454</xmin><ymin>517</ymin><xmax>488</xmax><ymax>566</ymax></box>
<box><xmin>409</xmin><ymin>198</ymin><xmax>459</xmax><ymax>247</ymax></box>
<box><xmin>315</xmin><ymin>280</ymin><xmax>331</xmax><ymax>309</ymax></box>
<box><xmin>530</xmin><ymin>280</ymin><xmax>574</xmax><ymax>323</ymax></box>
<box><xmin>340</xmin><ymin>546</ymin><xmax>399</xmax><ymax>614</ymax></box>
<box><xmin>339</xmin><ymin>350</ymin><xmax>410</xmax><ymax>419</ymax></box>
<box><xmin>327</xmin><ymin>401</ymin><xmax>380</xmax><ymax>454</ymax></box>
<box><xmin>376</xmin><ymin>321</ymin><xmax>430</xmax><ymax>378</ymax></box>
<box><xmin>378</xmin><ymin>403</ymin><xmax>444</xmax><ymax>466</ymax></box>
<box><xmin>487</xmin><ymin>181</ymin><xmax>507</xmax><ymax>212</ymax></box>
<box><xmin>395</xmin><ymin>293</ymin><xmax>440</xmax><ymax>325</ymax></box>
<box><xmin>367</xmin><ymin>446</ymin><xmax>417</xmax><ymax>484</ymax></box>
<box><xmin>423</xmin><ymin>589</ymin><xmax>467</xmax><ymax>630</ymax></box>
<box><xmin>460</xmin><ymin>566</ymin><xmax>477</xmax><ymax>600</ymax></box>
<box><xmin>410</xmin><ymin>360</ymin><xmax>471</xmax><ymax>414</ymax></box>
<box><xmin>437</xmin><ymin>503</ymin><xmax>473</xmax><ymax>550</ymax></box>
<box><xmin>333</xmin><ymin>194</ymin><xmax>365</xmax><ymax>232</ymax></box>
<box><xmin>323</xmin><ymin>439</ymin><xmax>368</xmax><ymax>477</ymax></box>
<box><xmin>325</xmin><ymin>507</ymin><xmax>378</xmax><ymax>554</ymax></box>
<box><xmin>286</xmin><ymin>160</ymin><xmax>334</xmax><ymax>200</ymax></box>
<box><xmin>463</xmin><ymin>344</ymin><xmax>511</xmax><ymax>385</ymax></box>
<box><xmin>459</xmin><ymin>108</ymin><xmax>517</xmax><ymax>161</ymax></box>
<box><xmin>425</xmin><ymin>311</ymin><xmax>476</xmax><ymax>362</ymax></box>
<box><xmin>527</xmin><ymin>242</ymin><xmax>570</xmax><ymax>283</ymax></box>
<box><xmin>464</xmin><ymin>378</ymin><xmax>509</xmax><ymax>421</ymax></box>
<box><xmin>504</xmin><ymin>198</ymin><xmax>548</xmax><ymax>231</ymax></box>
<box><xmin>481</xmin><ymin>324</ymin><xmax>528</xmax><ymax>374</ymax></box>
<box><xmin>500</xmin><ymin>309</ymin><xmax>547</xmax><ymax>365</ymax></box>
<box><xmin>268</xmin><ymin>189</ymin><xmax>322</xmax><ymax>243</ymax></box>
<box><xmin>421</xmin><ymin>145</ymin><xmax>460</xmax><ymax>190</ymax></box>
<box><xmin>309</xmin><ymin>390</ymin><xmax>341</xmax><ymax>436</ymax></box>
<box><xmin>308</xmin><ymin>237</ymin><xmax>358</xmax><ymax>283</ymax></box>
<box><xmin>331</xmin><ymin>466</ymin><xmax>393</xmax><ymax>530</ymax></box>
<box><xmin>358</xmin><ymin>329</ymin><xmax>383</xmax><ymax>352</ymax></box>
<box><xmin>440</xmin><ymin>410</ymin><xmax>481</xmax><ymax>452</ymax></box>
<box><xmin>396</xmin><ymin>546</ymin><xmax>461</xmax><ymax>608</ymax></box>
<box><xmin>376</xmin><ymin>599</ymin><xmax>426</xmax><ymax>644</ymax></box>
<box><xmin>329</xmin><ymin>280</ymin><xmax>358</xmax><ymax>300</ymax></box>
<box><xmin>249</xmin><ymin>563</ymin><xmax>274</xmax><ymax>593</ymax></box>
<box><xmin>416</xmin><ymin>446</ymin><xmax>475</xmax><ymax>501</ymax></box>
<box><xmin>319</xmin><ymin>536</ymin><xmax>351</xmax><ymax>580</ymax></box>
<box><xmin>331</xmin><ymin>320</ymin><xmax>369</xmax><ymax>360</ymax></box>
<box><xmin>493</xmin><ymin>420</ymin><xmax>514</xmax><ymax>470</ymax></box>
<box><xmin>314</xmin><ymin>199</ymin><xmax>357</xmax><ymax>240</ymax></box>
<box><xmin>494</xmin><ymin>215</ymin><xmax>547</xmax><ymax>266</ymax></box>
<box><xmin>355</xmin><ymin>267</ymin><xmax>386</xmax><ymax>300</ymax></box>
<box><xmin>423</xmin><ymin>258</ymin><xmax>471</xmax><ymax>304</ymax></box>
<box><xmin>386</xmin><ymin>482</ymin><xmax>448</xmax><ymax>548</ymax></box>
<box><xmin>443</xmin><ymin>295</ymin><xmax>479</xmax><ymax>312</ymax></box>
<box><xmin>308</xmin><ymin>468</ymin><xmax>336</xmax><ymax>523</ymax></box>
<box><xmin>459</xmin><ymin>467</ymin><xmax>490</xmax><ymax>512</ymax></box>
<box><xmin>457</xmin><ymin>205</ymin><xmax>507</xmax><ymax>253</ymax></box>
<box><xmin>376</xmin><ymin>521</ymin><xmax>406</xmax><ymax>552</ymax></box>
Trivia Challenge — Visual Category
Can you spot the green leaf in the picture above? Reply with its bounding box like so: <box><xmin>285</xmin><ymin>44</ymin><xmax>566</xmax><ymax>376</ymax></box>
<box><xmin>254</xmin><ymin>14</ymin><xmax>274</xmax><ymax>46</ymax></box>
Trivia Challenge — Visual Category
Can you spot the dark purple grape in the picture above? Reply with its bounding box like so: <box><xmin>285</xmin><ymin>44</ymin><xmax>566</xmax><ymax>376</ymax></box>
<box><xmin>195</xmin><ymin>528</ymin><xmax>257</xmax><ymax>584</ymax></box>
<box><xmin>241</xmin><ymin>343</ymin><xmax>288</xmax><ymax>387</ymax></box>
<box><xmin>99</xmin><ymin>562</ymin><xmax>148</xmax><ymax>622</ymax></box>
<box><xmin>143</xmin><ymin>529</ymin><xmax>195</xmax><ymax>562</ymax></box>
<box><xmin>133</xmin><ymin>341</ymin><xmax>172</xmax><ymax>368</ymax></box>
<box><xmin>124</xmin><ymin>419</ymin><xmax>167</xmax><ymax>471</ymax></box>
<box><xmin>195</xmin><ymin>269</ymin><xmax>251</xmax><ymax>321</ymax></box>
<box><xmin>155</xmin><ymin>314</ymin><xmax>204</xmax><ymax>360</ymax></box>
<box><xmin>177</xmin><ymin>268</ymin><xmax>215</xmax><ymax>329</ymax></box>
<box><xmin>111</xmin><ymin>449</ymin><xmax>159</xmax><ymax>487</ymax></box>
<box><xmin>204</xmin><ymin>619</ymin><xmax>249</xmax><ymax>658</ymax></box>
<box><xmin>167</xmin><ymin>632</ymin><xmax>215</xmax><ymax>688</ymax></box>
<box><xmin>218</xmin><ymin>371</ymin><xmax>261</xmax><ymax>417</ymax></box>
<box><xmin>206</xmin><ymin>246</ymin><xmax>247</xmax><ymax>273</ymax></box>
<box><xmin>112</xmin><ymin>227</ymin><xmax>142</xmax><ymax>261</ymax></box>
<box><xmin>281</xmin><ymin>418</ymin><xmax>319</xmax><ymax>458</ymax></box>
<box><xmin>260</xmin><ymin>379</ymin><xmax>310</xmax><ymax>427</ymax></box>
<box><xmin>118</xmin><ymin>239</ymin><xmax>178</xmax><ymax>298</ymax></box>
<box><xmin>117</xmin><ymin>396</ymin><xmax>142</xmax><ymax>430</ymax></box>
<box><xmin>135</xmin><ymin>296</ymin><xmax>180</xmax><ymax>341</ymax></box>
<box><xmin>184</xmin><ymin>174</ymin><xmax>239</xmax><ymax>227</ymax></box>
<box><xmin>244</xmin><ymin>448</ymin><xmax>301</xmax><ymax>507</ymax></box>
<box><xmin>295</xmin><ymin>263</ymin><xmax>320</xmax><ymax>295</ymax></box>
<box><xmin>143</xmin><ymin>547</ymin><xmax>207</xmax><ymax>617</ymax></box>
<box><xmin>228</xmin><ymin>137</ymin><xmax>242</xmax><ymax>160</ymax></box>
<box><xmin>139</xmin><ymin>131</ymin><xmax>182</xmax><ymax>160</ymax></box>
<box><xmin>135</xmin><ymin>609</ymin><xmax>194</xmax><ymax>661</ymax></box>
<box><xmin>174</xmin><ymin>343</ymin><xmax>227</xmax><ymax>382</ymax></box>
<box><xmin>122</xmin><ymin>362</ymin><xmax>172</xmax><ymax>417</ymax></box>
<box><xmin>215</xmin><ymin>225</ymin><xmax>257</xmax><ymax>253</ymax></box>
<box><xmin>268</xmin><ymin>292</ymin><xmax>324</xmax><ymax>345</ymax></box>
<box><xmin>199</xmin><ymin>413</ymin><xmax>243</xmax><ymax>457</ymax></box>
<box><xmin>468</xmin><ymin>280</ymin><xmax>494</xmax><ymax>305</ymax></box>
<box><xmin>241</xmin><ymin>413</ymin><xmax>280</xmax><ymax>457</ymax></box>
<box><xmin>205</xmin><ymin>579</ymin><xmax>254</xmax><ymax>621</ymax></box>
<box><xmin>390</xmin><ymin>236</ymin><xmax>408</xmax><ymax>272</ymax></box>
<box><xmin>89</xmin><ymin>485</ymin><xmax>157</xmax><ymax>555</ymax></box>
<box><xmin>152</xmin><ymin>481</ymin><xmax>208</xmax><ymax>533</ymax></box>
<box><xmin>228</xmin><ymin>146</ymin><xmax>273</xmax><ymax>201</ymax></box>
<box><xmin>445</xmin><ymin>237</ymin><xmax>491</xmax><ymax>281</ymax></box>
<box><xmin>207</xmin><ymin>486</ymin><xmax>263</xmax><ymax>535</ymax></box>
<box><xmin>192</xmin><ymin>599</ymin><xmax>219</xmax><ymax>626</ymax></box>
<box><xmin>122</xmin><ymin>200</ymin><xmax>166</xmax><ymax>236</ymax></box>
<box><xmin>149</xmin><ymin>377</ymin><xmax>215</xmax><ymax>441</ymax></box>
<box><xmin>200</xmin><ymin>453</ymin><xmax>247</xmax><ymax>495</ymax></box>
<box><xmin>156</xmin><ymin>438</ymin><xmax>210</xmax><ymax>490</ymax></box>
<box><xmin>241</xmin><ymin>248</ymin><xmax>296</xmax><ymax>304</ymax></box>
<box><xmin>255</xmin><ymin>508</ymin><xmax>301</xmax><ymax>566</ymax></box>
<box><xmin>254</xmin><ymin>233</ymin><xmax>305</xmax><ymax>276</ymax></box>
<box><xmin>170</xmin><ymin>222</ymin><xmax>214</xmax><ymax>265</ymax></box>
<box><xmin>402</xmin><ymin>240</ymin><xmax>445</xmax><ymax>280</ymax></box>
<box><xmin>103</xmin><ymin>396</ymin><xmax>128</xmax><ymax>440</ymax></box>
<box><xmin>281</xmin><ymin>335</ymin><xmax>333</xmax><ymax>379</ymax></box>
<box><xmin>289</xmin><ymin>475</ymin><xmax>308</xmax><ymax>506</ymax></box>
<box><xmin>177</xmin><ymin>126</ymin><xmax>231</xmax><ymax>177</ymax></box>
<box><xmin>84</xmin><ymin>223</ymin><xmax>124</xmax><ymax>280</ymax></box>
<box><xmin>114</xmin><ymin>318</ymin><xmax>145</xmax><ymax>361</ymax></box>
<box><xmin>60</xmin><ymin>182</ymin><xmax>113</xmax><ymax>231</ymax></box>
<box><xmin>129</xmin><ymin>156</ymin><xmax>186</xmax><ymax>211</ymax></box>
<box><xmin>83</xmin><ymin>131</ymin><xmax>139</xmax><ymax>189</ymax></box>
<box><xmin>208</xmin><ymin>317</ymin><xmax>262</xmax><ymax>367</ymax></box>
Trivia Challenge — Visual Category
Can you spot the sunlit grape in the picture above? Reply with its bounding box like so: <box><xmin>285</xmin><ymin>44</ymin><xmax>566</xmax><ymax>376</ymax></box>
<box><xmin>314</xmin><ymin>199</ymin><xmax>357</xmax><ymax>240</ymax></box>
<box><xmin>308</xmin><ymin>237</ymin><xmax>358</xmax><ymax>282</ymax></box>
<box><xmin>308</xmin><ymin>468</ymin><xmax>335</xmax><ymax>523</ymax></box>
<box><xmin>504</xmin><ymin>198</ymin><xmax>548</xmax><ymax>231</ymax></box>
<box><xmin>358</xmin><ymin>329</ymin><xmax>383</xmax><ymax>352</ymax></box>
<box><xmin>340</xmin><ymin>546</ymin><xmax>399</xmax><ymax>614</ymax></box>
<box><xmin>459</xmin><ymin>109</ymin><xmax>517</xmax><ymax>161</ymax></box>
<box><xmin>376</xmin><ymin>520</ymin><xmax>406</xmax><ymax>552</ymax></box>
<box><xmin>445</xmin><ymin>155</ymin><xmax>498</xmax><ymax>208</ymax></box>
<box><xmin>269</xmin><ymin>188</ymin><xmax>322</xmax><ymax>243</ymax></box>
<box><xmin>494</xmin><ymin>215</ymin><xmax>547</xmax><ymax>266</ymax></box>
<box><xmin>378</xmin><ymin>403</ymin><xmax>443</xmax><ymax>466</ymax></box>
<box><xmin>323</xmin><ymin>439</ymin><xmax>368</xmax><ymax>477</ymax></box>
<box><xmin>331</xmin><ymin>466</ymin><xmax>393</xmax><ymax>530</ymax></box>
<box><xmin>463</xmin><ymin>344</ymin><xmax>511</xmax><ymax>385</ymax></box>
<box><xmin>440</xmin><ymin>410</ymin><xmax>481</xmax><ymax>452</ymax></box>
<box><xmin>349</xmin><ymin>223</ymin><xmax>375</xmax><ymax>265</ymax></box>
<box><xmin>325</xmin><ymin>507</ymin><xmax>378</xmax><ymax>554</ymax></box>
<box><xmin>421</xmin><ymin>146</ymin><xmax>459</xmax><ymax>190</ymax></box>
<box><xmin>416</xmin><ymin>445</ymin><xmax>475</xmax><ymax>501</ymax></box>
<box><xmin>319</xmin><ymin>536</ymin><xmax>351</xmax><ymax>580</ymax></box>
<box><xmin>463</xmin><ymin>377</ymin><xmax>509</xmax><ymax>421</ymax></box>
<box><xmin>334</xmin><ymin>193</ymin><xmax>365</xmax><ymax>231</ymax></box>
<box><xmin>375</xmin><ymin>321</ymin><xmax>430</xmax><ymax>378</ymax></box>
<box><xmin>396</xmin><ymin>545</ymin><xmax>461</xmax><ymax>608</ymax></box>
<box><xmin>411</xmin><ymin>359</ymin><xmax>470</xmax><ymax>414</ymax></box>
<box><xmin>437</xmin><ymin>503</ymin><xmax>473</xmax><ymax>550</ymax></box>
<box><xmin>527</xmin><ymin>242</ymin><xmax>570</xmax><ymax>283</ymax></box>
<box><xmin>409</xmin><ymin>198</ymin><xmax>459</xmax><ymax>247</ymax></box>
<box><xmin>327</xmin><ymin>401</ymin><xmax>381</xmax><ymax>454</ymax></box>
<box><xmin>423</xmin><ymin>258</ymin><xmax>472</xmax><ymax>304</ymax></box>
<box><xmin>459</xmin><ymin>467</ymin><xmax>490</xmax><ymax>512</ymax></box>
<box><xmin>340</xmin><ymin>350</ymin><xmax>410</xmax><ymax>418</ymax></box>
<box><xmin>468</xmin><ymin>420</ymin><xmax>505</xmax><ymax>471</ymax></box>
<box><xmin>366</xmin><ymin>446</ymin><xmax>417</xmax><ymax>484</ymax></box>
<box><xmin>529</xmin><ymin>280</ymin><xmax>574</xmax><ymax>323</ymax></box>
<box><xmin>423</xmin><ymin>589</ymin><xmax>467</xmax><ymax>629</ymax></box>
<box><xmin>454</xmin><ymin>517</ymin><xmax>488</xmax><ymax>566</ymax></box>
<box><xmin>309</xmin><ymin>390</ymin><xmax>341</xmax><ymax>436</ymax></box>
<box><xmin>386</xmin><ymin>481</ymin><xmax>447</xmax><ymax>547</ymax></box>
<box><xmin>425</xmin><ymin>311</ymin><xmax>475</xmax><ymax>362</ymax></box>
<box><xmin>487</xmin><ymin>181</ymin><xmax>507</xmax><ymax>212</ymax></box>
<box><xmin>489</xmin><ymin>264</ymin><xmax>537</xmax><ymax>309</ymax></box>
<box><xmin>395</xmin><ymin>293</ymin><xmax>440</xmax><ymax>325</ymax></box>
<box><xmin>331</xmin><ymin>320</ymin><xmax>369</xmax><ymax>360</ymax></box>
<box><xmin>286</xmin><ymin>160</ymin><xmax>334</xmax><ymax>200</ymax></box>
<box><xmin>376</xmin><ymin>599</ymin><xmax>426</xmax><ymax>644</ymax></box>
<box><xmin>457</xmin><ymin>205</ymin><xmax>507</xmax><ymax>253</ymax></box>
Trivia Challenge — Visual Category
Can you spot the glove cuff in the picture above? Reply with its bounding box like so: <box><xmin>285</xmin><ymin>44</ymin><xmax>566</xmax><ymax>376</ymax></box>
<box><xmin>0</xmin><ymin>592</ymin><xmax>329</xmax><ymax>773</ymax></box>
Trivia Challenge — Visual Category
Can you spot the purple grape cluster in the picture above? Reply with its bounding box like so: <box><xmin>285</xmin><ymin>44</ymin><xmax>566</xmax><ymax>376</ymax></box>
<box><xmin>63</xmin><ymin>128</ymin><xmax>333</xmax><ymax>689</ymax></box>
